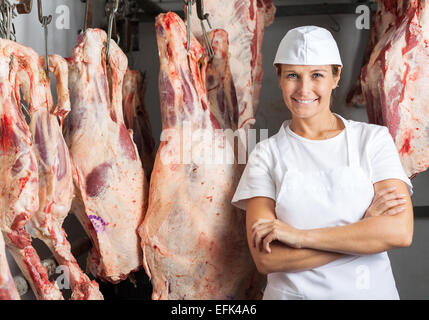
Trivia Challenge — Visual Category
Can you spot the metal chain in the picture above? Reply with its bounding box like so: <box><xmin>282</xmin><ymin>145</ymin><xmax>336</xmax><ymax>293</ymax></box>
<box><xmin>0</xmin><ymin>0</ymin><xmax>18</xmax><ymax>40</ymax></box>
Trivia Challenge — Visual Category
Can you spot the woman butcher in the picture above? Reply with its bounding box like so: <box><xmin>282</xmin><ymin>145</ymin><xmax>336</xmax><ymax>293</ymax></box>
<box><xmin>231</xmin><ymin>26</ymin><xmax>414</xmax><ymax>300</ymax></box>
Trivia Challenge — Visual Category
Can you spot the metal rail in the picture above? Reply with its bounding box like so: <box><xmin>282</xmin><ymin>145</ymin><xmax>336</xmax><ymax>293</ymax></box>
<box><xmin>275</xmin><ymin>2</ymin><xmax>377</xmax><ymax>17</ymax></box>
<box><xmin>135</xmin><ymin>0</ymin><xmax>376</xmax><ymax>21</ymax></box>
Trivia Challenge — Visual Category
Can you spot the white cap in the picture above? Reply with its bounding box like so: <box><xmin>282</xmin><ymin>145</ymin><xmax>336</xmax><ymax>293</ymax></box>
<box><xmin>273</xmin><ymin>26</ymin><xmax>343</xmax><ymax>67</ymax></box>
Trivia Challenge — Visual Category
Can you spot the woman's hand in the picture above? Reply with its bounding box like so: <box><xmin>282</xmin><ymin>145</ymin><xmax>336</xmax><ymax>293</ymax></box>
<box><xmin>364</xmin><ymin>186</ymin><xmax>408</xmax><ymax>219</ymax></box>
<box><xmin>251</xmin><ymin>218</ymin><xmax>303</xmax><ymax>253</ymax></box>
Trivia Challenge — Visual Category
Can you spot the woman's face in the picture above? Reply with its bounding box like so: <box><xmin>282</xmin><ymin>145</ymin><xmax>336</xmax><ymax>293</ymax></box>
<box><xmin>278</xmin><ymin>64</ymin><xmax>341</xmax><ymax>119</ymax></box>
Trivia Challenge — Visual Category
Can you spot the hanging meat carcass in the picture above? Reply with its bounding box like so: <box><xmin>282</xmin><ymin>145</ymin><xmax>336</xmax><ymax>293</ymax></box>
<box><xmin>189</xmin><ymin>0</ymin><xmax>276</xmax><ymax>130</ymax></box>
<box><xmin>16</xmin><ymin>50</ymin><xmax>103</xmax><ymax>300</ymax></box>
<box><xmin>139</xmin><ymin>12</ymin><xmax>264</xmax><ymax>300</ymax></box>
<box><xmin>0</xmin><ymin>232</ymin><xmax>19</xmax><ymax>300</ymax></box>
<box><xmin>361</xmin><ymin>0</ymin><xmax>429</xmax><ymax>178</ymax></box>
<box><xmin>347</xmin><ymin>0</ymin><xmax>407</xmax><ymax>106</ymax></box>
<box><xmin>64</xmin><ymin>29</ymin><xmax>147</xmax><ymax>283</ymax></box>
<box><xmin>123</xmin><ymin>69</ymin><xmax>156</xmax><ymax>181</ymax></box>
<box><xmin>0</xmin><ymin>39</ymin><xmax>63</xmax><ymax>300</ymax></box>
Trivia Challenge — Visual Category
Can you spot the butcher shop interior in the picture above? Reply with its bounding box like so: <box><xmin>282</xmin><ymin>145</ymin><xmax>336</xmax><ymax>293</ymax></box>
<box><xmin>1</xmin><ymin>0</ymin><xmax>429</xmax><ymax>301</ymax></box>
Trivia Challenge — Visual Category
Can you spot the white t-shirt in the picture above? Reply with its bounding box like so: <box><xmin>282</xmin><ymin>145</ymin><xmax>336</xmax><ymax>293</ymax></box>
<box><xmin>232</xmin><ymin>117</ymin><xmax>413</xmax><ymax>211</ymax></box>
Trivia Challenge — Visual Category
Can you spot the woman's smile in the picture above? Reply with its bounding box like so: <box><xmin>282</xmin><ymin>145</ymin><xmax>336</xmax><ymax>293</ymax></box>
<box><xmin>292</xmin><ymin>97</ymin><xmax>319</xmax><ymax>105</ymax></box>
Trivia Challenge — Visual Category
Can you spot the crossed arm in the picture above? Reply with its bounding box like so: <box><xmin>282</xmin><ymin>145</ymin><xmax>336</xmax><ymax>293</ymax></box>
<box><xmin>246</xmin><ymin>179</ymin><xmax>414</xmax><ymax>275</ymax></box>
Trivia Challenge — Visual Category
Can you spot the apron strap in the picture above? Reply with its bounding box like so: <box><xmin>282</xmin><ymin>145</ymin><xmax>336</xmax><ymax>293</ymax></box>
<box><xmin>334</xmin><ymin>113</ymin><xmax>357</xmax><ymax>168</ymax></box>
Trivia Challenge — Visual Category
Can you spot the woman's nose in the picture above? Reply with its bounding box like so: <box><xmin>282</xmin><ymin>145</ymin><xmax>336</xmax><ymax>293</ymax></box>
<box><xmin>295</xmin><ymin>78</ymin><xmax>313</xmax><ymax>96</ymax></box>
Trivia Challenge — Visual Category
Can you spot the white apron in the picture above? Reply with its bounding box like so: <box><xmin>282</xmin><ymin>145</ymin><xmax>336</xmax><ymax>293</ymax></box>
<box><xmin>263</xmin><ymin>115</ymin><xmax>399</xmax><ymax>300</ymax></box>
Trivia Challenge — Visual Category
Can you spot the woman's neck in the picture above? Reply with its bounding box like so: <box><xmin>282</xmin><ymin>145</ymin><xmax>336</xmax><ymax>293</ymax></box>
<box><xmin>289</xmin><ymin>112</ymin><xmax>344</xmax><ymax>140</ymax></box>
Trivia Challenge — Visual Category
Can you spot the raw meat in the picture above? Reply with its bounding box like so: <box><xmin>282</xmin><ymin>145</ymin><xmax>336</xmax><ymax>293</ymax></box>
<box><xmin>17</xmin><ymin>51</ymin><xmax>103</xmax><ymax>300</ymax></box>
<box><xmin>361</xmin><ymin>0</ymin><xmax>429</xmax><ymax>178</ymax></box>
<box><xmin>0</xmin><ymin>39</ymin><xmax>63</xmax><ymax>300</ymax></box>
<box><xmin>189</xmin><ymin>0</ymin><xmax>275</xmax><ymax>129</ymax></box>
<box><xmin>123</xmin><ymin>69</ymin><xmax>156</xmax><ymax>181</ymax></box>
<box><xmin>0</xmin><ymin>232</ymin><xmax>19</xmax><ymax>300</ymax></box>
<box><xmin>48</xmin><ymin>55</ymin><xmax>71</xmax><ymax>123</ymax></box>
<box><xmin>64</xmin><ymin>29</ymin><xmax>147</xmax><ymax>283</ymax></box>
<box><xmin>205</xmin><ymin>30</ymin><xmax>239</xmax><ymax>131</ymax></box>
<box><xmin>139</xmin><ymin>12</ymin><xmax>264</xmax><ymax>300</ymax></box>
<box><xmin>347</xmin><ymin>0</ymin><xmax>406</xmax><ymax>106</ymax></box>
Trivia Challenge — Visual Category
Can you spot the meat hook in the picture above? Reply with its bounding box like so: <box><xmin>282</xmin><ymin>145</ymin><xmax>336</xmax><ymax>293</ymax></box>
<box><xmin>82</xmin><ymin>0</ymin><xmax>94</xmax><ymax>31</ymax></box>
<box><xmin>37</xmin><ymin>0</ymin><xmax>51</xmax><ymax>74</ymax></box>
<box><xmin>197</xmin><ymin>0</ymin><xmax>214</xmax><ymax>61</ymax></box>
<box><xmin>0</xmin><ymin>1</ymin><xmax>31</xmax><ymax>40</ymax></box>
<box><xmin>196</xmin><ymin>0</ymin><xmax>209</xmax><ymax>24</ymax></box>
<box><xmin>36</xmin><ymin>0</ymin><xmax>51</xmax><ymax>24</ymax></box>
<box><xmin>0</xmin><ymin>0</ymin><xmax>16</xmax><ymax>40</ymax></box>
<box><xmin>4</xmin><ymin>1</ymin><xmax>12</xmax><ymax>40</ymax></box>
<box><xmin>184</xmin><ymin>0</ymin><xmax>214</xmax><ymax>60</ymax></box>
<box><xmin>105</xmin><ymin>0</ymin><xmax>119</xmax><ymax>61</ymax></box>
<box><xmin>184</xmin><ymin>0</ymin><xmax>195</xmax><ymax>52</ymax></box>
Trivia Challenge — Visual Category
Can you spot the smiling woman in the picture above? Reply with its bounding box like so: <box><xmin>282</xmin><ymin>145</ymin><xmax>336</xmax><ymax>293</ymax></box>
<box><xmin>231</xmin><ymin>25</ymin><xmax>414</xmax><ymax>300</ymax></box>
<box><xmin>276</xmin><ymin>64</ymin><xmax>341</xmax><ymax>113</ymax></box>
<box><xmin>276</xmin><ymin>63</ymin><xmax>342</xmax><ymax>140</ymax></box>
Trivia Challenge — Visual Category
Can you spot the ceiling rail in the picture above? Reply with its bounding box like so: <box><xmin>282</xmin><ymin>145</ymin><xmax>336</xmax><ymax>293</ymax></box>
<box><xmin>134</xmin><ymin>0</ymin><xmax>376</xmax><ymax>21</ymax></box>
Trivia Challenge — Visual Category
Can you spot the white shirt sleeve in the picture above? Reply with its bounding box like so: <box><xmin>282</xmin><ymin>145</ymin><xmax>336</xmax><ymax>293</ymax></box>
<box><xmin>369</xmin><ymin>126</ymin><xmax>413</xmax><ymax>196</ymax></box>
<box><xmin>231</xmin><ymin>142</ymin><xmax>276</xmax><ymax>211</ymax></box>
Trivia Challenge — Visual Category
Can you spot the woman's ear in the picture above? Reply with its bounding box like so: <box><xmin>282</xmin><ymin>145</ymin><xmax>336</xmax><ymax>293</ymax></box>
<box><xmin>333</xmin><ymin>67</ymin><xmax>342</xmax><ymax>89</ymax></box>
<box><xmin>337</xmin><ymin>66</ymin><xmax>342</xmax><ymax>79</ymax></box>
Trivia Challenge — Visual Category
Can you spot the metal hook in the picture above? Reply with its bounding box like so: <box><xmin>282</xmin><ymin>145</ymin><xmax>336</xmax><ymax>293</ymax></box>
<box><xmin>0</xmin><ymin>1</ymin><xmax>31</xmax><ymax>40</ymax></box>
<box><xmin>196</xmin><ymin>0</ymin><xmax>214</xmax><ymax>60</ymax></box>
<box><xmin>185</xmin><ymin>0</ymin><xmax>194</xmax><ymax>52</ymax></box>
<box><xmin>37</xmin><ymin>0</ymin><xmax>51</xmax><ymax>74</ymax></box>
<box><xmin>0</xmin><ymin>1</ymin><xmax>26</xmax><ymax>41</ymax></box>
<box><xmin>0</xmin><ymin>0</ymin><xmax>14</xmax><ymax>40</ymax></box>
<box><xmin>37</xmin><ymin>0</ymin><xmax>51</xmax><ymax>24</ymax></box>
<box><xmin>105</xmin><ymin>0</ymin><xmax>119</xmax><ymax>61</ymax></box>
<box><xmin>5</xmin><ymin>2</ymin><xmax>12</xmax><ymax>40</ymax></box>
<box><xmin>196</xmin><ymin>0</ymin><xmax>209</xmax><ymax>24</ymax></box>
<box><xmin>83</xmin><ymin>0</ymin><xmax>94</xmax><ymax>31</ymax></box>
<box><xmin>183</xmin><ymin>0</ymin><xmax>195</xmax><ymax>7</ymax></box>
<box><xmin>184</xmin><ymin>0</ymin><xmax>214</xmax><ymax>60</ymax></box>
<box><xmin>328</xmin><ymin>14</ymin><xmax>341</xmax><ymax>33</ymax></box>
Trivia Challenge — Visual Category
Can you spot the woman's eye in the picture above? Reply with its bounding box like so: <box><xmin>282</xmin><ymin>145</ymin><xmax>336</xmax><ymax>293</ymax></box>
<box><xmin>287</xmin><ymin>73</ymin><xmax>297</xmax><ymax>79</ymax></box>
<box><xmin>313</xmin><ymin>73</ymin><xmax>323</xmax><ymax>78</ymax></box>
